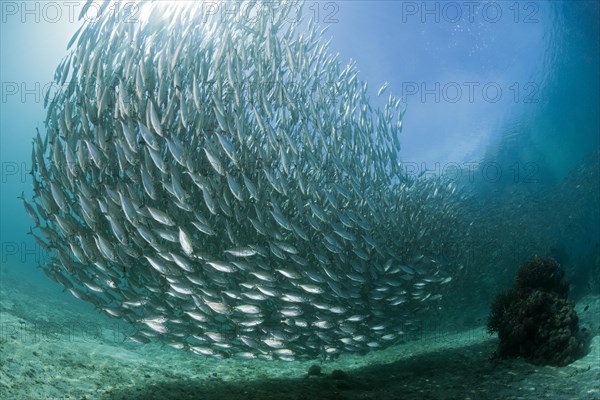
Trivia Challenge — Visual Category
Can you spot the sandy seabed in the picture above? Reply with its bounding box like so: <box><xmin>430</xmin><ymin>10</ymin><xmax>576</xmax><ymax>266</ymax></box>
<box><xmin>1</xmin><ymin>277</ymin><xmax>599</xmax><ymax>400</ymax></box>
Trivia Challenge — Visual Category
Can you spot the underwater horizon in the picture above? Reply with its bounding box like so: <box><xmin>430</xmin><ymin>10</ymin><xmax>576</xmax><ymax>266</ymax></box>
<box><xmin>1</xmin><ymin>1</ymin><xmax>599</xmax><ymax>399</ymax></box>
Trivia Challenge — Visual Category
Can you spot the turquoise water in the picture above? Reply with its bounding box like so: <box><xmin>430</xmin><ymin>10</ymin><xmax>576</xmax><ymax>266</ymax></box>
<box><xmin>0</xmin><ymin>1</ymin><xmax>598</xmax><ymax>399</ymax></box>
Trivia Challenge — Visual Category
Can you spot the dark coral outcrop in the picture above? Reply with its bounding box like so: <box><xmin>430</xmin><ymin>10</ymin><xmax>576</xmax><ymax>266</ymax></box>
<box><xmin>487</xmin><ymin>257</ymin><xmax>587</xmax><ymax>366</ymax></box>
<box><xmin>514</xmin><ymin>256</ymin><xmax>569</xmax><ymax>298</ymax></box>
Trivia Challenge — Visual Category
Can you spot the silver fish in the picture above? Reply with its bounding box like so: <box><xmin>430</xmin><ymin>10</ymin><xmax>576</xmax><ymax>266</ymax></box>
<box><xmin>25</xmin><ymin>0</ymin><xmax>470</xmax><ymax>362</ymax></box>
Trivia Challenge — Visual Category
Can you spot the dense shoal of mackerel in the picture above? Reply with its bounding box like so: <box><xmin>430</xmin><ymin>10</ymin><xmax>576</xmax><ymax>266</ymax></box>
<box><xmin>23</xmin><ymin>0</ymin><xmax>469</xmax><ymax>360</ymax></box>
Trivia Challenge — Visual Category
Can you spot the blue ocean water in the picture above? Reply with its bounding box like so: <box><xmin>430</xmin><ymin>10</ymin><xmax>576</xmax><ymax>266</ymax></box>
<box><xmin>0</xmin><ymin>1</ymin><xmax>598</xmax><ymax>398</ymax></box>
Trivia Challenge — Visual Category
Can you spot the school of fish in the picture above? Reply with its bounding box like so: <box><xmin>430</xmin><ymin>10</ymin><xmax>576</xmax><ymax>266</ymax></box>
<box><xmin>23</xmin><ymin>0</ymin><xmax>469</xmax><ymax>360</ymax></box>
